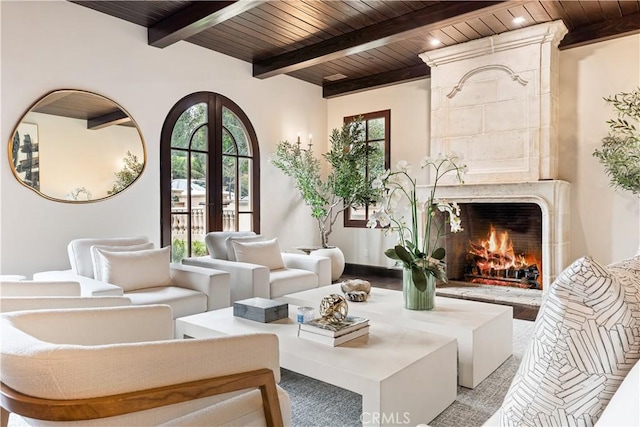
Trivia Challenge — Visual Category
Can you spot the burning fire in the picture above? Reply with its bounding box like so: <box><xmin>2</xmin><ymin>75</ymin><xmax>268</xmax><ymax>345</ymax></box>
<box><xmin>469</xmin><ymin>225</ymin><xmax>536</xmax><ymax>273</ymax></box>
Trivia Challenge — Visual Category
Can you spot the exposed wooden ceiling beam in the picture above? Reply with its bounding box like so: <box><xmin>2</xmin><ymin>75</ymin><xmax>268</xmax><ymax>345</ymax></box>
<box><xmin>148</xmin><ymin>0</ymin><xmax>261</xmax><ymax>48</ymax></box>
<box><xmin>323</xmin><ymin>64</ymin><xmax>431</xmax><ymax>99</ymax></box>
<box><xmin>88</xmin><ymin>110</ymin><xmax>130</xmax><ymax>130</ymax></box>
<box><xmin>559</xmin><ymin>12</ymin><xmax>640</xmax><ymax>49</ymax></box>
<box><xmin>253</xmin><ymin>1</ymin><xmax>510</xmax><ymax>79</ymax></box>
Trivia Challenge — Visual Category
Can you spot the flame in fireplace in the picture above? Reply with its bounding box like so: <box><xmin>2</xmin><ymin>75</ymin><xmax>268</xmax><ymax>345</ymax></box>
<box><xmin>468</xmin><ymin>225</ymin><xmax>538</xmax><ymax>273</ymax></box>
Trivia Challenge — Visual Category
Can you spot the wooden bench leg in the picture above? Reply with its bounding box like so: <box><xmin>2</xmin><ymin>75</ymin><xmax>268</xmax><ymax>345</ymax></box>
<box><xmin>1</xmin><ymin>407</ymin><xmax>10</xmax><ymax>427</ymax></box>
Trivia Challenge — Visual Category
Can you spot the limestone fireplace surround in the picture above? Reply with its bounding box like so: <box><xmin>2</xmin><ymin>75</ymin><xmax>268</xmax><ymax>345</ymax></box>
<box><xmin>417</xmin><ymin>21</ymin><xmax>571</xmax><ymax>294</ymax></box>
<box><xmin>418</xmin><ymin>180</ymin><xmax>570</xmax><ymax>292</ymax></box>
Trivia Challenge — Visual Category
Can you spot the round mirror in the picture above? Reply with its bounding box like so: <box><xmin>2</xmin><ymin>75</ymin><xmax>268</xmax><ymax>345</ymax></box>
<box><xmin>8</xmin><ymin>89</ymin><xmax>145</xmax><ymax>202</ymax></box>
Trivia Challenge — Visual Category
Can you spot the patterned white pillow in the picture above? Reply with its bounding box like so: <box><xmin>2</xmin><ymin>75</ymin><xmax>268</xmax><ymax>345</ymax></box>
<box><xmin>500</xmin><ymin>256</ymin><xmax>640</xmax><ymax>426</ymax></box>
<box><xmin>608</xmin><ymin>255</ymin><xmax>640</xmax><ymax>276</ymax></box>
<box><xmin>94</xmin><ymin>246</ymin><xmax>172</xmax><ymax>292</ymax></box>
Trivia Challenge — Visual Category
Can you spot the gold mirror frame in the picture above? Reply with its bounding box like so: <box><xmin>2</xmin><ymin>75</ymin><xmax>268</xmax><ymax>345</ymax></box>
<box><xmin>8</xmin><ymin>89</ymin><xmax>146</xmax><ymax>203</ymax></box>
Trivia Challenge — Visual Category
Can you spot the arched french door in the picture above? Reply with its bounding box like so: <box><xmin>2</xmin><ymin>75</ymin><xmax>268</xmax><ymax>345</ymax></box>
<box><xmin>160</xmin><ymin>92</ymin><xmax>260</xmax><ymax>260</ymax></box>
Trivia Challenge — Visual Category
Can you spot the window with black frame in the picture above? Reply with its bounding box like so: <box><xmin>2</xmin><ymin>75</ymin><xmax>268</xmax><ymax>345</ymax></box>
<box><xmin>160</xmin><ymin>92</ymin><xmax>260</xmax><ymax>262</ymax></box>
<box><xmin>343</xmin><ymin>109</ymin><xmax>390</xmax><ymax>227</ymax></box>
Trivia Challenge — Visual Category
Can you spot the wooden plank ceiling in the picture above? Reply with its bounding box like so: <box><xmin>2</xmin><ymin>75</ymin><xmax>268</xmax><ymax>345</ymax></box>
<box><xmin>72</xmin><ymin>0</ymin><xmax>640</xmax><ymax>98</ymax></box>
<box><xmin>32</xmin><ymin>91</ymin><xmax>134</xmax><ymax>128</ymax></box>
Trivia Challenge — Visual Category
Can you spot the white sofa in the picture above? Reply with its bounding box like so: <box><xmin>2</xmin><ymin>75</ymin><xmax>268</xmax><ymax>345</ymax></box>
<box><xmin>1</xmin><ymin>304</ymin><xmax>291</xmax><ymax>426</ymax></box>
<box><xmin>0</xmin><ymin>279</ymin><xmax>81</xmax><ymax>296</ymax></box>
<box><xmin>34</xmin><ymin>237</ymin><xmax>231</xmax><ymax>318</ymax></box>
<box><xmin>0</xmin><ymin>279</ymin><xmax>132</xmax><ymax>313</ymax></box>
<box><xmin>483</xmin><ymin>359</ymin><xmax>640</xmax><ymax>426</ymax></box>
<box><xmin>183</xmin><ymin>232</ymin><xmax>332</xmax><ymax>302</ymax></box>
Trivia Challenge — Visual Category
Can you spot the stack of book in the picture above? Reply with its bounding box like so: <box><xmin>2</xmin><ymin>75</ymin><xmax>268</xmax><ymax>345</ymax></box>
<box><xmin>298</xmin><ymin>315</ymin><xmax>369</xmax><ymax>346</ymax></box>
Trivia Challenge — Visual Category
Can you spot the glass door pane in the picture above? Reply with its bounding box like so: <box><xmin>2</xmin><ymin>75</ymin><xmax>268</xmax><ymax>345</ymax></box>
<box><xmin>170</xmin><ymin>103</ymin><xmax>208</xmax><ymax>261</ymax></box>
<box><xmin>222</xmin><ymin>154</ymin><xmax>236</xmax><ymax>231</ymax></box>
<box><xmin>238</xmin><ymin>157</ymin><xmax>252</xmax><ymax>231</ymax></box>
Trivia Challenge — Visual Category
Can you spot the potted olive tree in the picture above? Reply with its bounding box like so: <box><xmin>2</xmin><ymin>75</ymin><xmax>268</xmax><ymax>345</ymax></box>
<box><xmin>593</xmin><ymin>87</ymin><xmax>640</xmax><ymax>252</ymax></box>
<box><xmin>272</xmin><ymin>118</ymin><xmax>382</xmax><ymax>280</ymax></box>
<box><xmin>593</xmin><ymin>87</ymin><xmax>640</xmax><ymax>194</ymax></box>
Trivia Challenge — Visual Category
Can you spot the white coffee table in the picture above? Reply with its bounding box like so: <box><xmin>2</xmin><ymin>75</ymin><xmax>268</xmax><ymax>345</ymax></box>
<box><xmin>176</xmin><ymin>305</ymin><xmax>457</xmax><ymax>427</ymax></box>
<box><xmin>277</xmin><ymin>284</ymin><xmax>513</xmax><ymax>388</ymax></box>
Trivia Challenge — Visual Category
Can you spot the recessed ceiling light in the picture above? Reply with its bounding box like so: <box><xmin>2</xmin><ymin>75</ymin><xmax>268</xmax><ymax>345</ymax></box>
<box><xmin>323</xmin><ymin>73</ymin><xmax>348</xmax><ymax>82</ymax></box>
<box><xmin>430</xmin><ymin>38</ymin><xmax>441</xmax><ymax>47</ymax></box>
<box><xmin>513</xmin><ymin>16</ymin><xmax>525</xmax><ymax>24</ymax></box>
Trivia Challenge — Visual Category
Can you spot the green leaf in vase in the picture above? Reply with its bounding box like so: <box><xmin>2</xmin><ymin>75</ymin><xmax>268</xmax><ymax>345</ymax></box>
<box><xmin>394</xmin><ymin>245</ymin><xmax>414</xmax><ymax>265</ymax></box>
<box><xmin>384</xmin><ymin>248</ymin><xmax>401</xmax><ymax>261</ymax></box>
<box><xmin>411</xmin><ymin>264</ymin><xmax>427</xmax><ymax>291</ymax></box>
<box><xmin>431</xmin><ymin>247</ymin><xmax>446</xmax><ymax>260</ymax></box>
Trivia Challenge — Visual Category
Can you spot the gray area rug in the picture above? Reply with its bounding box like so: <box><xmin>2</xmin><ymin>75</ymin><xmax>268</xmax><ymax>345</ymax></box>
<box><xmin>279</xmin><ymin>318</ymin><xmax>535</xmax><ymax>427</ymax></box>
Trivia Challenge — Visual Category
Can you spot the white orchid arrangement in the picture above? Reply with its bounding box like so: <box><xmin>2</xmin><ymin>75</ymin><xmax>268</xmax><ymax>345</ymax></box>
<box><xmin>367</xmin><ymin>154</ymin><xmax>467</xmax><ymax>291</ymax></box>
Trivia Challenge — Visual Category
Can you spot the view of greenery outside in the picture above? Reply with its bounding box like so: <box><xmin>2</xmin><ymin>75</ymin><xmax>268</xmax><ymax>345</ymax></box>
<box><xmin>171</xmin><ymin>238</ymin><xmax>207</xmax><ymax>263</ymax></box>
<box><xmin>171</xmin><ymin>103</ymin><xmax>207</xmax><ymax>180</ymax></box>
<box><xmin>222</xmin><ymin>107</ymin><xmax>251</xmax><ymax>199</ymax></box>
<box><xmin>367</xmin><ymin>117</ymin><xmax>386</xmax><ymax>184</ymax></box>
<box><xmin>344</xmin><ymin>111</ymin><xmax>388</xmax><ymax>225</ymax></box>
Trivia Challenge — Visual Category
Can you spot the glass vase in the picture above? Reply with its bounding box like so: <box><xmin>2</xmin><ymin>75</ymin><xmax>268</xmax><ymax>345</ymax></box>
<box><xmin>402</xmin><ymin>267</ymin><xmax>436</xmax><ymax>310</ymax></box>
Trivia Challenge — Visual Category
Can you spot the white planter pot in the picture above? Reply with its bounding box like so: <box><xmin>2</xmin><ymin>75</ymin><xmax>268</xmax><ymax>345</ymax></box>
<box><xmin>311</xmin><ymin>246</ymin><xmax>345</xmax><ymax>282</ymax></box>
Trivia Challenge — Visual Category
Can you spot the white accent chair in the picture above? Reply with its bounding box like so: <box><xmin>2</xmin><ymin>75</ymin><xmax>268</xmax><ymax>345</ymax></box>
<box><xmin>0</xmin><ymin>305</ymin><xmax>291</xmax><ymax>427</ymax></box>
<box><xmin>0</xmin><ymin>280</ymin><xmax>81</xmax><ymax>296</ymax></box>
<box><xmin>0</xmin><ymin>275</ymin><xmax>26</xmax><ymax>282</ymax></box>
<box><xmin>0</xmin><ymin>279</ymin><xmax>131</xmax><ymax>313</ymax></box>
<box><xmin>182</xmin><ymin>232</ymin><xmax>331</xmax><ymax>302</ymax></box>
<box><xmin>34</xmin><ymin>237</ymin><xmax>231</xmax><ymax>318</ymax></box>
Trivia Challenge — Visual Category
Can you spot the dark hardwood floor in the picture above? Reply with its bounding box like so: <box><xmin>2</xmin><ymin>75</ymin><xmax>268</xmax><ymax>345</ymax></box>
<box><xmin>339</xmin><ymin>271</ymin><xmax>538</xmax><ymax>321</ymax></box>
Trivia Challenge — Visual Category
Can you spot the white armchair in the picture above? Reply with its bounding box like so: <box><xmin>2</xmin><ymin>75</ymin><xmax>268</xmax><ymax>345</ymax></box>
<box><xmin>0</xmin><ymin>279</ymin><xmax>131</xmax><ymax>313</ymax></box>
<box><xmin>1</xmin><ymin>305</ymin><xmax>291</xmax><ymax>426</ymax></box>
<box><xmin>0</xmin><ymin>280</ymin><xmax>81</xmax><ymax>296</ymax></box>
<box><xmin>183</xmin><ymin>232</ymin><xmax>331</xmax><ymax>302</ymax></box>
<box><xmin>34</xmin><ymin>237</ymin><xmax>231</xmax><ymax>317</ymax></box>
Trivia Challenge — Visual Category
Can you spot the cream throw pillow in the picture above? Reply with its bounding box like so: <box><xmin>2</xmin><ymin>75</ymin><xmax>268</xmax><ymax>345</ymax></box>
<box><xmin>225</xmin><ymin>234</ymin><xmax>266</xmax><ymax>261</ymax></box>
<box><xmin>94</xmin><ymin>246</ymin><xmax>172</xmax><ymax>292</ymax></box>
<box><xmin>90</xmin><ymin>242</ymin><xmax>154</xmax><ymax>281</ymax></box>
<box><xmin>232</xmin><ymin>238</ymin><xmax>285</xmax><ymax>270</ymax></box>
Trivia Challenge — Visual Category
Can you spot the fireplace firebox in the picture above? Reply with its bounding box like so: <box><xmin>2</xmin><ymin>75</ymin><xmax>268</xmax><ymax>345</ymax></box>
<box><xmin>442</xmin><ymin>203</ymin><xmax>543</xmax><ymax>290</ymax></box>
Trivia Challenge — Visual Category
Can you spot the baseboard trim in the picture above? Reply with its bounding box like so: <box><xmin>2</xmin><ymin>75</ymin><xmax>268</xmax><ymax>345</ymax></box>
<box><xmin>344</xmin><ymin>263</ymin><xmax>402</xmax><ymax>279</ymax></box>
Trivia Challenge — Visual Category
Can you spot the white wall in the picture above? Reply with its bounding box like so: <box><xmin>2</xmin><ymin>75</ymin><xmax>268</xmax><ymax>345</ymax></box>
<box><xmin>328</xmin><ymin>34</ymin><xmax>640</xmax><ymax>269</ymax></box>
<box><xmin>558</xmin><ymin>34</ymin><xmax>640</xmax><ymax>264</ymax></box>
<box><xmin>0</xmin><ymin>1</ymin><xmax>326</xmax><ymax>277</ymax></box>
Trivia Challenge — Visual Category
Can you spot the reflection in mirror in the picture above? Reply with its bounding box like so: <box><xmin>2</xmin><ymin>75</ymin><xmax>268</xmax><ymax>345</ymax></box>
<box><xmin>9</xmin><ymin>89</ymin><xmax>145</xmax><ymax>202</ymax></box>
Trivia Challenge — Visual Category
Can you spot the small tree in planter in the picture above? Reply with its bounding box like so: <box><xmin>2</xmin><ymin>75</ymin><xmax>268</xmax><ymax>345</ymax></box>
<box><xmin>272</xmin><ymin>118</ymin><xmax>381</xmax><ymax>248</ymax></box>
<box><xmin>593</xmin><ymin>87</ymin><xmax>640</xmax><ymax>194</ymax></box>
<box><xmin>594</xmin><ymin>87</ymin><xmax>640</xmax><ymax>254</ymax></box>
